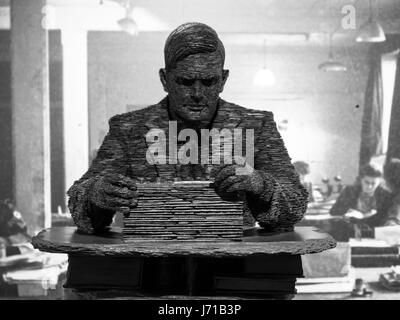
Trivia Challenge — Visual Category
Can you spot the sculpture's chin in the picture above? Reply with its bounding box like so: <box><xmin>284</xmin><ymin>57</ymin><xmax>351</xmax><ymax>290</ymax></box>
<box><xmin>180</xmin><ymin>110</ymin><xmax>212</xmax><ymax>123</ymax></box>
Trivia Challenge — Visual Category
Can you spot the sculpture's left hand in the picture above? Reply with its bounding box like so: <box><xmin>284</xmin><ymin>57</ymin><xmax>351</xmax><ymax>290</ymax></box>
<box><xmin>211</xmin><ymin>163</ymin><xmax>265</xmax><ymax>201</ymax></box>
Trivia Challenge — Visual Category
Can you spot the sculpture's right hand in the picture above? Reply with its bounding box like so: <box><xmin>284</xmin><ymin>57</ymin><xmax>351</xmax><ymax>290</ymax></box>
<box><xmin>89</xmin><ymin>173</ymin><xmax>138</xmax><ymax>212</ymax></box>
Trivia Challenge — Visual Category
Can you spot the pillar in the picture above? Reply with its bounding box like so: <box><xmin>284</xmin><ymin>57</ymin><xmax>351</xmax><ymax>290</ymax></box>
<box><xmin>10</xmin><ymin>0</ymin><xmax>51</xmax><ymax>234</ymax></box>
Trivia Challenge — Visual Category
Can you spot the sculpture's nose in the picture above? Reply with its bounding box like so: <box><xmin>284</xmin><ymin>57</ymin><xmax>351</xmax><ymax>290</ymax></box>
<box><xmin>191</xmin><ymin>81</ymin><xmax>204</xmax><ymax>103</ymax></box>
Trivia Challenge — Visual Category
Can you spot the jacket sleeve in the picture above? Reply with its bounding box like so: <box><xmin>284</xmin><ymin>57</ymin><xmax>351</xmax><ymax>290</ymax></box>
<box><xmin>67</xmin><ymin>115</ymin><xmax>129</xmax><ymax>234</ymax></box>
<box><xmin>329</xmin><ymin>186</ymin><xmax>353</xmax><ymax>216</ymax></box>
<box><xmin>245</xmin><ymin>112</ymin><xmax>309</xmax><ymax>232</ymax></box>
<box><xmin>383</xmin><ymin>194</ymin><xmax>400</xmax><ymax>226</ymax></box>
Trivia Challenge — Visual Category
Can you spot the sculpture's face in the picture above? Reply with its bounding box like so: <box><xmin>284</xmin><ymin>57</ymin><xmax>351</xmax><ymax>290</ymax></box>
<box><xmin>160</xmin><ymin>51</ymin><xmax>229</xmax><ymax>123</ymax></box>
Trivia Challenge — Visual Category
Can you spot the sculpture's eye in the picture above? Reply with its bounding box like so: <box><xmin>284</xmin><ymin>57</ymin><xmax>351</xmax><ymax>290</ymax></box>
<box><xmin>201</xmin><ymin>77</ymin><xmax>219</xmax><ymax>87</ymax></box>
<box><xmin>175</xmin><ymin>77</ymin><xmax>195</xmax><ymax>86</ymax></box>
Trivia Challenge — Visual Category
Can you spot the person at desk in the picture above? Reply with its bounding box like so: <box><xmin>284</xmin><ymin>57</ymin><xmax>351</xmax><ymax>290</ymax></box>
<box><xmin>67</xmin><ymin>22</ymin><xmax>308</xmax><ymax>235</ymax></box>
<box><xmin>329</xmin><ymin>163</ymin><xmax>393</xmax><ymax>239</ymax></box>
<box><xmin>0</xmin><ymin>199</ymin><xmax>30</xmax><ymax>256</ymax></box>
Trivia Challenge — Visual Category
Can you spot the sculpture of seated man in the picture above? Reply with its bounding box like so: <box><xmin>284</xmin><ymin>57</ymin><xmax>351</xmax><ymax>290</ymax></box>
<box><xmin>67</xmin><ymin>22</ymin><xmax>308</xmax><ymax>234</ymax></box>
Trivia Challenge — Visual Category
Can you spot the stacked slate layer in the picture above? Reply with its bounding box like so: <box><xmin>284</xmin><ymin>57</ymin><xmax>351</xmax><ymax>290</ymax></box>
<box><xmin>123</xmin><ymin>181</ymin><xmax>244</xmax><ymax>242</ymax></box>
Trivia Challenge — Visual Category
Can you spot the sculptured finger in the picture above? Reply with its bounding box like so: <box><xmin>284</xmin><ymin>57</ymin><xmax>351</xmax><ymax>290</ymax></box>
<box><xmin>218</xmin><ymin>175</ymin><xmax>245</xmax><ymax>194</ymax></box>
<box><xmin>106</xmin><ymin>174</ymin><xmax>137</xmax><ymax>190</ymax></box>
<box><xmin>210</xmin><ymin>164</ymin><xmax>232</xmax><ymax>180</ymax></box>
<box><xmin>106</xmin><ymin>196</ymin><xmax>131</xmax><ymax>209</ymax></box>
<box><xmin>214</xmin><ymin>165</ymin><xmax>238</xmax><ymax>186</ymax></box>
<box><xmin>129</xmin><ymin>198</ymin><xmax>138</xmax><ymax>208</ymax></box>
<box><xmin>118</xmin><ymin>175</ymin><xmax>137</xmax><ymax>190</ymax></box>
<box><xmin>104</xmin><ymin>185</ymin><xmax>136</xmax><ymax>199</ymax></box>
<box><xmin>226</xmin><ymin>181</ymin><xmax>246</xmax><ymax>194</ymax></box>
<box><xmin>217</xmin><ymin>189</ymin><xmax>241</xmax><ymax>202</ymax></box>
<box><xmin>119</xmin><ymin>207</ymin><xmax>131</xmax><ymax>218</ymax></box>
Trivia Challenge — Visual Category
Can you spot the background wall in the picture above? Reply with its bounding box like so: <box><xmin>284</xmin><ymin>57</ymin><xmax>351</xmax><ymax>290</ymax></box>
<box><xmin>88</xmin><ymin>31</ymin><xmax>370</xmax><ymax>186</ymax></box>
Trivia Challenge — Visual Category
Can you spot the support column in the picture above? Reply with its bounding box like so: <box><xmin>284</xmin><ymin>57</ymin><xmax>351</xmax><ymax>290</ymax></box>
<box><xmin>61</xmin><ymin>28</ymin><xmax>89</xmax><ymax>207</ymax></box>
<box><xmin>10</xmin><ymin>0</ymin><xmax>51</xmax><ymax>234</ymax></box>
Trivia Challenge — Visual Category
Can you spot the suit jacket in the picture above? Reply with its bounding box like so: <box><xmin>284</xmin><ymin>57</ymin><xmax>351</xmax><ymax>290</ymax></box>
<box><xmin>67</xmin><ymin>97</ymin><xmax>308</xmax><ymax>234</ymax></box>
<box><xmin>385</xmin><ymin>193</ymin><xmax>400</xmax><ymax>226</ymax></box>
<box><xmin>329</xmin><ymin>183</ymin><xmax>395</xmax><ymax>227</ymax></box>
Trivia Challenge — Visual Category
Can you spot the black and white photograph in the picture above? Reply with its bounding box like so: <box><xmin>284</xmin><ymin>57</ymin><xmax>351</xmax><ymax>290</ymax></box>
<box><xmin>1</xmin><ymin>0</ymin><xmax>400</xmax><ymax>307</ymax></box>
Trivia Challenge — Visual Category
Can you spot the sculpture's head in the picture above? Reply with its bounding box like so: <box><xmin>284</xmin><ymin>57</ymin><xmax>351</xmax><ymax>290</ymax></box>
<box><xmin>160</xmin><ymin>22</ymin><xmax>229</xmax><ymax>123</ymax></box>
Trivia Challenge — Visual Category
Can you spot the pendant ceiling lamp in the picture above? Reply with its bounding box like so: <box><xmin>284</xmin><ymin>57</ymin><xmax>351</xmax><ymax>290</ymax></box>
<box><xmin>356</xmin><ymin>0</ymin><xmax>386</xmax><ymax>43</ymax></box>
<box><xmin>318</xmin><ymin>33</ymin><xmax>347</xmax><ymax>72</ymax></box>
<box><xmin>254</xmin><ymin>39</ymin><xmax>276</xmax><ymax>87</ymax></box>
<box><xmin>118</xmin><ymin>0</ymin><xmax>139</xmax><ymax>36</ymax></box>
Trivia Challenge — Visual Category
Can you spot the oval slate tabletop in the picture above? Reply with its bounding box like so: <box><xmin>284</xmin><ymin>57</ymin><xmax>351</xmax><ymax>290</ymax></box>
<box><xmin>31</xmin><ymin>226</ymin><xmax>336</xmax><ymax>258</ymax></box>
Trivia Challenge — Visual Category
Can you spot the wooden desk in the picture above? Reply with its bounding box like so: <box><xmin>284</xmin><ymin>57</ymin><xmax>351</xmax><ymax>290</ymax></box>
<box><xmin>32</xmin><ymin>226</ymin><xmax>336</xmax><ymax>299</ymax></box>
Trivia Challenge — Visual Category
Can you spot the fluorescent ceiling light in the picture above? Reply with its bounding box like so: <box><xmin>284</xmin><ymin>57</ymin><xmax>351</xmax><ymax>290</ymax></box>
<box><xmin>118</xmin><ymin>0</ymin><xmax>139</xmax><ymax>36</ymax></box>
<box><xmin>118</xmin><ymin>16</ymin><xmax>139</xmax><ymax>35</ymax></box>
<box><xmin>254</xmin><ymin>67</ymin><xmax>276</xmax><ymax>87</ymax></box>
<box><xmin>254</xmin><ymin>39</ymin><xmax>276</xmax><ymax>86</ymax></box>
<box><xmin>318</xmin><ymin>34</ymin><xmax>347</xmax><ymax>72</ymax></box>
<box><xmin>356</xmin><ymin>0</ymin><xmax>386</xmax><ymax>43</ymax></box>
<box><xmin>318</xmin><ymin>58</ymin><xmax>347</xmax><ymax>72</ymax></box>
<box><xmin>356</xmin><ymin>19</ymin><xmax>386</xmax><ymax>43</ymax></box>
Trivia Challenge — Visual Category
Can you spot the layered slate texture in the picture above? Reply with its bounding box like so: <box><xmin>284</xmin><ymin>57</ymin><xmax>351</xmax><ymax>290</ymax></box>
<box><xmin>123</xmin><ymin>181</ymin><xmax>243</xmax><ymax>241</ymax></box>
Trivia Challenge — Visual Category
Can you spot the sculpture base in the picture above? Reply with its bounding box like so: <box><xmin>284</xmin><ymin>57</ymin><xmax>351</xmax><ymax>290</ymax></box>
<box><xmin>64</xmin><ymin>255</ymin><xmax>302</xmax><ymax>299</ymax></box>
<box><xmin>31</xmin><ymin>226</ymin><xmax>336</xmax><ymax>299</ymax></box>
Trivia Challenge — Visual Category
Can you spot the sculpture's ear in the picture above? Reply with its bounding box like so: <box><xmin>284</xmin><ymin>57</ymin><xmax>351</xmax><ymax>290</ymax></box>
<box><xmin>220</xmin><ymin>69</ymin><xmax>229</xmax><ymax>93</ymax></box>
<box><xmin>159</xmin><ymin>68</ymin><xmax>168</xmax><ymax>93</ymax></box>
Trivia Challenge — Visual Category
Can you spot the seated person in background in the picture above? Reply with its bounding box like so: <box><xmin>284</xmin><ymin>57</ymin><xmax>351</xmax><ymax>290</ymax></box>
<box><xmin>67</xmin><ymin>22</ymin><xmax>308</xmax><ymax>234</ymax></box>
<box><xmin>328</xmin><ymin>163</ymin><xmax>393</xmax><ymax>239</ymax></box>
<box><xmin>382</xmin><ymin>158</ymin><xmax>400</xmax><ymax>226</ymax></box>
<box><xmin>293</xmin><ymin>161</ymin><xmax>314</xmax><ymax>203</ymax></box>
<box><xmin>0</xmin><ymin>199</ymin><xmax>30</xmax><ymax>253</ymax></box>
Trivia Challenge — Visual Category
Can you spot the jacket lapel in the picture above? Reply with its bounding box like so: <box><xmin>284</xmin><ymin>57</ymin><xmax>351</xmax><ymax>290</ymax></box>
<box><xmin>212</xmin><ymin>99</ymin><xmax>243</xmax><ymax>130</ymax></box>
<box><xmin>143</xmin><ymin>97</ymin><xmax>170</xmax><ymax>132</ymax></box>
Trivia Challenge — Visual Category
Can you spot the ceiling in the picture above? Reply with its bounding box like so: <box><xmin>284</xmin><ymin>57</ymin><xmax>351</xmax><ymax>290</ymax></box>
<box><xmin>1</xmin><ymin>0</ymin><xmax>400</xmax><ymax>39</ymax></box>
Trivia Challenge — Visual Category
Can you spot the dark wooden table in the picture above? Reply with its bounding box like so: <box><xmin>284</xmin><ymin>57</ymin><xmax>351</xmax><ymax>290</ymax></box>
<box><xmin>32</xmin><ymin>226</ymin><xmax>336</xmax><ymax>299</ymax></box>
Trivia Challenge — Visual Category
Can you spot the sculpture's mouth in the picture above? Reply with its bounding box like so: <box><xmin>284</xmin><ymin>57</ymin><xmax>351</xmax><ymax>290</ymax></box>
<box><xmin>187</xmin><ymin>105</ymin><xmax>206</xmax><ymax>112</ymax></box>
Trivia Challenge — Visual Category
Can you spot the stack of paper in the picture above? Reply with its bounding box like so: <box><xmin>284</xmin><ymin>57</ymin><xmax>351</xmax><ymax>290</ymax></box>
<box><xmin>123</xmin><ymin>181</ymin><xmax>243</xmax><ymax>241</ymax></box>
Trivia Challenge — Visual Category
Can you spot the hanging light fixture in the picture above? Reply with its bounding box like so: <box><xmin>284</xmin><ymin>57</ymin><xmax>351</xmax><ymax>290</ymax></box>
<box><xmin>318</xmin><ymin>33</ymin><xmax>347</xmax><ymax>72</ymax></box>
<box><xmin>254</xmin><ymin>39</ymin><xmax>276</xmax><ymax>87</ymax></box>
<box><xmin>118</xmin><ymin>0</ymin><xmax>139</xmax><ymax>36</ymax></box>
<box><xmin>356</xmin><ymin>0</ymin><xmax>385</xmax><ymax>43</ymax></box>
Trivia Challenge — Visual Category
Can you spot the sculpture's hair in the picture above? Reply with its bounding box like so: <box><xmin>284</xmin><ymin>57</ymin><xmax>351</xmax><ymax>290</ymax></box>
<box><xmin>164</xmin><ymin>22</ymin><xmax>225</xmax><ymax>71</ymax></box>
